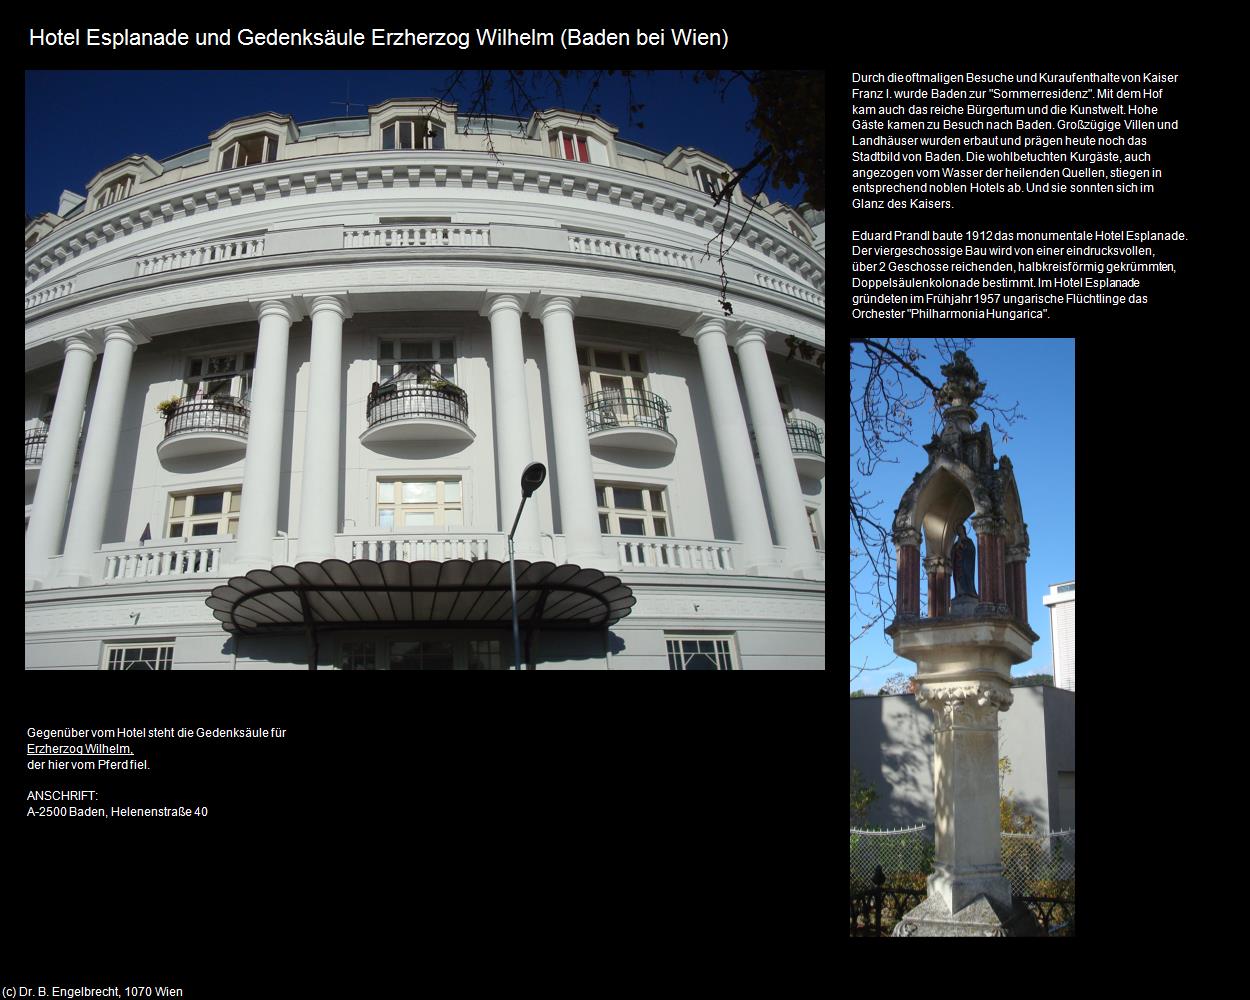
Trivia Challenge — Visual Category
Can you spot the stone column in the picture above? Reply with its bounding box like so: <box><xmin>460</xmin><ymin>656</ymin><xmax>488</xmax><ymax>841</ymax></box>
<box><xmin>883</xmin><ymin>618</ymin><xmax>1042</xmax><ymax>936</ymax></box>
<box><xmin>732</xmin><ymin>327</ymin><xmax>819</xmax><ymax>577</ymax></box>
<box><xmin>534</xmin><ymin>294</ymin><xmax>602</xmax><ymax>565</ymax></box>
<box><xmin>235</xmin><ymin>298</ymin><xmax>300</xmax><ymax>570</ymax></box>
<box><xmin>296</xmin><ymin>294</ymin><xmax>350</xmax><ymax>562</ymax></box>
<box><xmin>483</xmin><ymin>292</ymin><xmax>542</xmax><ymax>560</ymax></box>
<box><xmin>893</xmin><ymin>527</ymin><xmax>922</xmax><ymax>618</ymax></box>
<box><xmin>1006</xmin><ymin>542</ymin><xmax>1030</xmax><ymax>625</ymax></box>
<box><xmin>924</xmin><ymin>554</ymin><xmax>951</xmax><ymax>618</ymax></box>
<box><xmin>25</xmin><ymin>333</ymin><xmax>99</xmax><ymax>588</ymax></box>
<box><xmin>59</xmin><ymin>323</ymin><xmax>150</xmax><ymax>586</ymax></box>
<box><xmin>690</xmin><ymin>316</ymin><xmax>778</xmax><ymax>575</ymax></box>
<box><xmin>971</xmin><ymin>514</ymin><xmax>1008</xmax><ymax>611</ymax></box>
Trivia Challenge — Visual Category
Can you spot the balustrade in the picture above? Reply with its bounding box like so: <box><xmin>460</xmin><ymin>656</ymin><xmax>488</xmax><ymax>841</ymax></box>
<box><xmin>103</xmin><ymin>542</ymin><xmax>228</xmax><ymax>582</ymax></box>
<box><xmin>25</xmin><ymin>281</ymin><xmax>74</xmax><ymax>310</ymax></box>
<box><xmin>567</xmin><ymin>233</ymin><xmax>697</xmax><ymax>269</ymax></box>
<box><xmin>615</xmin><ymin>537</ymin><xmax>739</xmax><ymax>573</ymax></box>
<box><xmin>136</xmin><ymin>237</ymin><xmax>264</xmax><ymax>276</ymax></box>
<box><xmin>343</xmin><ymin>226</ymin><xmax>489</xmax><ymax>248</ymax></box>
<box><xmin>339</xmin><ymin>534</ymin><xmax>493</xmax><ymax>562</ymax></box>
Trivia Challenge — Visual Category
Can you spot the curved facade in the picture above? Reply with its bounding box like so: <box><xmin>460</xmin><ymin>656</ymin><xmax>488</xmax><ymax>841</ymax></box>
<box><xmin>24</xmin><ymin>98</ymin><xmax>825</xmax><ymax>670</ymax></box>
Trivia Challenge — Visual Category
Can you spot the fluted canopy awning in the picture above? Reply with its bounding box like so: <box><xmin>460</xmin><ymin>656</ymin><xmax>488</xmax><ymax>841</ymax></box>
<box><xmin>206</xmin><ymin>559</ymin><xmax>636</xmax><ymax>635</ymax></box>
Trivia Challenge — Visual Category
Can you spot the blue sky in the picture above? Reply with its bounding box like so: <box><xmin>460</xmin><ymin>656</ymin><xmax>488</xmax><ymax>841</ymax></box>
<box><xmin>850</xmin><ymin>337</ymin><xmax>1075</xmax><ymax>690</ymax></box>
<box><xmin>25</xmin><ymin>70</ymin><xmax>804</xmax><ymax>219</ymax></box>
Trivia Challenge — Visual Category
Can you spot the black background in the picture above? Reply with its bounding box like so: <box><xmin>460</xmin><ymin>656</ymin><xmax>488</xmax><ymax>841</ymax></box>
<box><xmin>14</xmin><ymin>12</ymin><xmax>1226</xmax><ymax>990</ymax></box>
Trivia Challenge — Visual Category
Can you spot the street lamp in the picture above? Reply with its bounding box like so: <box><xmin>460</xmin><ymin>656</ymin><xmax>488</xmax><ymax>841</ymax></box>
<box><xmin>508</xmin><ymin>462</ymin><xmax>546</xmax><ymax>670</ymax></box>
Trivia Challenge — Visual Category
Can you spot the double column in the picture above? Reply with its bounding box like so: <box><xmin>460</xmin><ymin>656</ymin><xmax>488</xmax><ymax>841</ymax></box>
<box><xmin>690</xmin><ymin>316</ymin><xmax>778</xmax><ymax>575</ymax></box>
<box><xmin>732</xmin><ymin>327</ymin><xmax>820</xmax><ymax>577</ymax></box>
<box><xmin>925</xmin><ymin>554</ymin><xmax>951</xmax><ymax>618</ymax></box>
<box><xmin>296</xmin><ymin>294</ymin><xmax>351</xmax><ymax>562</ymax></box>
<box><xmin>235</xmin><ymin>298</ymin><xmax>301</xmax><ymax>570</ymax></box>
<box><xmin>1005</xmin><ymin>542</ymin><xmax>1030</xmax><ymax>625</ymax></box>
<box><xmin>24</xmin><ymin>333</ymin><xmax>100</xmax><ymax>588</ymax></box>
<box><xmin>482</xmin><ymin>293</ymin><xmax>543</xmax><ymax>560</ymax></box>
<box><xmin>971</xmin><ymin>514</ymin><xmax>1008</xmax><ymax>611</ymax></box>
<box><xmin>58</xmin><ymin>323</ymin><xmax>150</xmax><ymax>586</ymax></box>
<box><xmin>893</xmin><ymin>526</ymin><xmax>922</xmax><ymax>618</ymax></box>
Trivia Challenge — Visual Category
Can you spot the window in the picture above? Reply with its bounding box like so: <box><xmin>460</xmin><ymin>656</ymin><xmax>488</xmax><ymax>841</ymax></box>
<box><xmin>788</xmin><ymin>221</ymin><xmax>810</xmax><ymax>243</ymax></box>
<box><xmin>103</xmin><ymin>643</ymin><xmax>174</xmax><ymax>671</ymax></box>
<box><xmin>184</xmin><ymin>351</ymin><xmax>255</xmax><ymax>402</ymax></box>
<box><xmin>382</xmin><ymin>118</ymin><xmax>444</xmax><ymax>150</ymax></box>
<box><xmin>220</xmin><ymin>133</ymin><xmax>278</xmax><ymax>170</ymax></box>
<box><xmin>552</xmin><ymin>130</ymin><xmax>592</xmax><ymax>162</ymax></box>
<box><xmin>26</xmin><ymin>231</ymin><xmax>40</xmax><ymax>249</ymax></box>
<box><xmin>94</xmin><ymin>176</ymin><xmax>134</xmax><ymax>210</ymax></box>
<box><xmin>693</xmin><ymin>167</ymin><xmax>723</xmax><ymax>196</ymax></box>
<box><xmin>467</xmin><ymin>640</ymin><xmax>503</xmax><ymax>670</ymax></box>
<box><xmin>376</xmin><ymin>478</ymin><xmax>463</xmax><ymax>530</ymax></box>
<box><xmin>776</xmin><ymin>383</ymin><xmax>794</xmax><ymax>417</ymax></box>
<box><xmin>596</xmin><ymin>482</ymin><xmax>669</xmax><ymax>537</ymax></box>
<box><xmin>379</xmin><ymin>338</ymin><xmax>456</xmax><ymax>384</ymax></box>
<box><xmin>167</xmin><ymin>487</ymin><xmax>242</xmax><ymax>538</ymax></box>
<box><xmin>665</xmin><ymin>635</ymin><xmax>737</xmax><ymax>671</ymax></box>
<box><xmin>339</xmin><ymin>642</ymin><xmax>377</xmax><ymax>671</ymax></box>
<box><xmin>389</xmin><ymin>640</ymin><xmax>455</xmax><ymax>670</ymax></box>
<box><xmin>579</xmin><ymin>345</ymin><xmax>662</xmax><ymax>428</ymax></box>
<box><xmin>808</xmin><ymin>507</ymin><xmax>823</xmax><ymax>551</ymax></box>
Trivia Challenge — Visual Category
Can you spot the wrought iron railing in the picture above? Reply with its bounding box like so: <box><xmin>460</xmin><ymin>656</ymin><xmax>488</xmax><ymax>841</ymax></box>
<box><xmin>25</xmin><ymin>429</ymin><xmax>48</xmax><ymax>464</ymax></box>
<box><xmin>162</xmin><ymin>396</ymin><xmax>250</xmax><ymax>439</ymax></box>
<box><xmin>584</xmin><ymin>388</ymin><xmax>671</xmax><ymax>434</ymax></box>
<box><xmin>366</xmin><ymin>377</ymin><xmax>469</xmax><ymax>429</ymax></box>
<box><xmin>786</xmin><ymin>418</ymin><xmax>823</xmax><ymax>456</ymax></box>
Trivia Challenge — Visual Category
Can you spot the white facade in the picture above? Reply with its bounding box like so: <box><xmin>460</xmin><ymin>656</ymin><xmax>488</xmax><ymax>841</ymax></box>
<box><xmin>24</xmin><ymin>99</ymin><xmax>825</xmax><ymax>670</ymax></box>
<box><xmin>1042</xmin><ymin>581</ymin><xmax>1075</xmax><ymax>690</ymax></box>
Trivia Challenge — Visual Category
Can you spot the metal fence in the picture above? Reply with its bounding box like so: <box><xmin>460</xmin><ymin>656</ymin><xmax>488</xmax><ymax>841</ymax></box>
<box><xmin>850</xmin><ymin>826</ymin><xmax>1075</xmax><ymax>936</ymax></box>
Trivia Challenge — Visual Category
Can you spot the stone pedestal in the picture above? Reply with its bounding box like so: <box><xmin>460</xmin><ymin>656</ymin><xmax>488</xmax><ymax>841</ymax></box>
<box><xmin>883</xmin><ymin>614</ymin><xmax>1042</xmax><ymax>937</ymax></box>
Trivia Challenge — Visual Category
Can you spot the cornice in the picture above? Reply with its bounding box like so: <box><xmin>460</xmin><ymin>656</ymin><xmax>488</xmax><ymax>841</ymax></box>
<box><xmin>25</xmin><ymin>151</ymin><xmax>825</xmax><ymax>294</ymax></box>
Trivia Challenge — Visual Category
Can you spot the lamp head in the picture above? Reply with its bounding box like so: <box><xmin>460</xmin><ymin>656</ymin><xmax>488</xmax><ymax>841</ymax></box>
<box><xmin>520</xmin><ymin>462</ymin><xmax>547</xmax><ymax>498</ymax></box>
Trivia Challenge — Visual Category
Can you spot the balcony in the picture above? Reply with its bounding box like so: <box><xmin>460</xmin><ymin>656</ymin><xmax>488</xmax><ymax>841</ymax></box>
<box><xmin>585</xmin><ymin>388</ymin><xmax>676</xmax><ymax>454</ymax></box>
<box><xmin>360</xmin><ymin>368</ymin><xmax>474</xmax><ymax>447</ymax></box>
<box><xmin>156</xmin><ymin>396</ymin><xmax>249</xmax><ymax>462</ymax></box>
<box><xmin>24</xmin><ymin>428</ymin><xmax>47</xmax><ymax>485</ymax></box>
<box><xmin>786</xmin><ymin>419</ymin><xmax>825</xmax><ymax>478</ymax></box>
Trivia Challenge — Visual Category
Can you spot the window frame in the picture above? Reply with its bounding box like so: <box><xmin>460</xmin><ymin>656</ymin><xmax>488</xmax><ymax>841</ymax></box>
<box><xmin>578</xmin><ymin>344</ymin><xmax>650</xmax><ymax>398</ymax></box>
<box><xmin>381</xmin><ymin>117</ymin><xmax>445</xmax><ymax>150</ymax></box>
<box><xmin>183</xmin><ymin>350</ymin><xmax>256</xmax><ymax>402</ymax></box>
<box><xmin>166</xmin><ymin>486</ymin><xmax>243</xmax><ymax>540</ymax></box>
<box><xmin>807</xmin><ymin>507</ymin><xmax>824</xmax><ymax>551</ymax></box>
<box><xmin>101</xmin><ymin>641</ymin><xmax>175</xmax><ymax>671</ymax></box>
<box><xmin>94</xmin><ymin>175</ymin><xmax>135</xmax><ymax>210</ymax></box>
<box><xmin>552</xmin><ymin>129</ymin><xmax>593</xmax><ymax>163</ymax></box>
<box><xmin>692</xmin><ymin>166</ymin><xmax>723</xmax><ymax>197</ymax></box>
<box><xmin>219</xmin><ymin>132</ymin><xmax>279</xmax><ymax>170</ymax></box>
<box><xmin>595</xmin><ymin>480</ymin><xmax>671</xmax><ymax>538</ymax></box>
<box><xmin>335</xmin><ymin>637</ymin><xmax>503</xmax><ymax>671</ymax></box>
<box><xmin>377</xmin><ymin>335</ymin><xmax>457</xmax><ymax>385</ymax></box>
<box><xmin>664</xmin><ymin>634</ymin><xmax>739</xmax><ymax>671</ymax></box>
<box><xmin>375</xmin><ymin>477</ymin><xmax>464</xmax><ymax>531</ymax></box>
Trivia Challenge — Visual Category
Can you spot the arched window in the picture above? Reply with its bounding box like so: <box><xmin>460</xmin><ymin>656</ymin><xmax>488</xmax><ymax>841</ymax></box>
<box><xmin>94</xmin><ymin>175</ymin><xmax>135</xmax><ymax>210</ymax></box>
<box><xmin>220</xmin><ymin>133</ymin><xmax>278</xmax><ymax>170</ymax></box>
<box><xmin>382</xmin><ymin>118</ymin><xmax>444</xmax><ymax>150</ymax></box>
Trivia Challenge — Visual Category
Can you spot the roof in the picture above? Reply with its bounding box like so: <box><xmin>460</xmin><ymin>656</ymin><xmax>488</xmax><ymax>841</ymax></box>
<box><xmin>207</xmin><ymin>559</ymin><xmax>636</xmax><ymax>635</ymax></box>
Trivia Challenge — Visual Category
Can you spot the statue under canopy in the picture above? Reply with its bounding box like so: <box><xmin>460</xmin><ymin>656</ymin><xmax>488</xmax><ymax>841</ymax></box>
<box><xmin>951</xmin><ymin>523</ymin><xmax>977</xmax><ymax>599</ymax></box>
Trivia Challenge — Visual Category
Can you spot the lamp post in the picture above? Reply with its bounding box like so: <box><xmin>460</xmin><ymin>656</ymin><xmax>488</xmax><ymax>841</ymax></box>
<box><xmin>508</xmin><ymin>462</ymin><xmax>547</xmax><ymax>670</ymax></box>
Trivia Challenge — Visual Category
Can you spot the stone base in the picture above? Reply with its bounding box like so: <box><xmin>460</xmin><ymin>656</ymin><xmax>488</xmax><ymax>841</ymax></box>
<box><xmin>946</xmin><ymin>594</ymin><xmax>980</xmax><ymax>618</ymax></box>
<box><xmin>891</xmin><ymin>894</ymin><xmax>1042</xmax><ymax>937</ymax></box>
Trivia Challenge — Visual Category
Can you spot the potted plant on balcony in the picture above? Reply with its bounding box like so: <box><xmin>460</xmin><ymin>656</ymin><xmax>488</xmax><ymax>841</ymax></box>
<box><xmin>155</xmin><ymin>395</ymin><xmax>182</xmax><ymax>420</ymax></box>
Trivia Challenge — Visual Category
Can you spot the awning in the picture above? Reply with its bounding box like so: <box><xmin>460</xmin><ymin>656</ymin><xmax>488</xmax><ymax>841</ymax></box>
<box><xmin>206</xmin><ymin>559</ymin><xmax>635</xmax><ymax>667</ymax></box>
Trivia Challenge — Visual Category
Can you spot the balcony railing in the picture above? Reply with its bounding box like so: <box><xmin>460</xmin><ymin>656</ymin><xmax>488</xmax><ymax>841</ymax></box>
<box><xmin>786</xmin><ymin>418</ymin><xmax>824</xmax><ymax>456</ymax></box>
<box><xmin>162</xmin><ymin>395</ymin><xmax>250</xmax><ymax>440</ymax></box>
<box><xmin>585</xmin><ymin>388</ymin><xmax>671</xmax><ymax>434</ymax></box>
<box><xmin>102</xmin><ymin>540</ymin><xmax>231</xmax><ymax>582</ymax></box>
<box><xmin>25</xmin><ymin>429</ymin><xmax>47</xmax><ymax>464</ymax></box>
<box><xmin>344</xmin><ymin>225</ymin><xmax>489</xmax><ymax>248</ymax></box>
<box><xmin>365</xmin><ymin>376</ymin><xmax>470</xmax><ymax>430</ymax></box>
<box><xmin>615</xmin><ymin>536</ymin><xmax>740</xmax><ymax>573</ymax></box>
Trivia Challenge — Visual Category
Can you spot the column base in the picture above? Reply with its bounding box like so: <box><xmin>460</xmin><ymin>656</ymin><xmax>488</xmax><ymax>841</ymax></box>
<box><xmin>51</xmin><ymin>574</ymin><xmax>94</xmax><ymax>588</ymax></box>
<box><xmin>744</xmin><ymin>562</ymin><xmax>785</xmax><ymax>577</ymax></box>
<box><xmin>892</xmin><ymin>893</ymin><xmax>1042</xmax><ymax>937</ymax></box>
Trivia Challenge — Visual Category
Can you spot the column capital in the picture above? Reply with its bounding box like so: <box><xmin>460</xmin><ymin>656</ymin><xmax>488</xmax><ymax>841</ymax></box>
<box><xmin>86</xmin><ymin>321</ymin><xmax>149</xmax><ymax>350</ymax></box>
<box><xmin>61</xmin><ymin>331</ymin><xmax>102</xmax><ymax>358</ymax></box>
<box><xmin>680</xmin><ymin>313</ymin><xmax>729</xmax><ymax>342</ymax></box>
<box><xmin>529</xmin><ymin>292</ymin><xmax>581</xmax><ymax>320</ymax></box>
<box><xmin>251</xmin><ymin>297</ymin><xmax>304</xmax><ymax>323</ymax></box>
<box><xmin>1006</xmin><ymin>542</ymin><xmax>1030</xmax><ymax>563</ymax></box>
<box><xmin>300</xmin><ymin>292</ymin><xmax>352</xmax><ymax>319</ymax></box>
<box><xmin>893</xmin><ymin>526</ymin><xmax>922</xmax><ymax>548</ymax></box>
<box><xmin>923</xmin><ymin>554</ymin><xmax>952</xmax><ymax>574</ymax></box>
<box><xmin>728</xmin><ymin>325</ymin><xmax>770</xmax><ymax>351</ymax></box>
<box><xmin>479</xmin><ymin>290</ymin><xmax>527</xmax><ymax>318</ymax></box>
<box><xmin>916</xmin><ymin>680</ymin><xmax>1013</xmax><ymax>731</ymax></box>
<box><xmin>970</xmin><ymin>514</ymin><xmax>1007</xmax><ymax>537</ymax></box>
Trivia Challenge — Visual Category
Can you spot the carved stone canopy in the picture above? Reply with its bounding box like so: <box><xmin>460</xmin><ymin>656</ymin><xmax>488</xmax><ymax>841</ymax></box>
<box><xmin>936</xmin><ymin>350</ymin><xmax>987</xmax><ymax>410</ymax></box>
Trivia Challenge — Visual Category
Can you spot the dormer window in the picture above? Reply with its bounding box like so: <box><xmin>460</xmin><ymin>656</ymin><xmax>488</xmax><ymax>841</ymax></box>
<box><xmin>219</xmin><ymin>133</ymin><xmax>278</xmax><ymax>170</ymax></box>
<box><xmin>382</xmin><ymin>118</ymin><xmax>444</xmax><ymax>150</ymax></box>
<box><xmin>693</xmin><ymin>167</ymin><xmax>723</xmax><ymax>197</ymax></box>
<box><xmin>553</xmin><ymin>130</ymin><xmax>592</xmax><ymax>163</ymax></box>
<box><xmin>788</xmin><ymin>221</ymin><xmax>810</xmax><ymax>243</ymax></box>
<box><xmin>94</xmin><ymin>176</ymin><xmax>134</xmax><ymax>210</ymax></box>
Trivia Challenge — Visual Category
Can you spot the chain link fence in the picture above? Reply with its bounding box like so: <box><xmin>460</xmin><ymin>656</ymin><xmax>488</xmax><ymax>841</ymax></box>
<box><xmin>849</xmin><ymin>826</ymin><xmax>933</xmax><ymax>892</ymax></box>
<box><xmin>1001</xmin><ymin>829</ymin><xmax>1075</xmax><ymax>898</ymax></box>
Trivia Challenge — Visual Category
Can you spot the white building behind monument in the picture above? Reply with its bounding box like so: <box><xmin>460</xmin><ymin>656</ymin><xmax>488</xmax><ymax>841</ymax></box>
<box><xmin>1042</xmin><ymin>581</ymin><xmax>1075</xmax><ymax>691</ymax></box>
